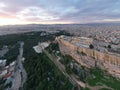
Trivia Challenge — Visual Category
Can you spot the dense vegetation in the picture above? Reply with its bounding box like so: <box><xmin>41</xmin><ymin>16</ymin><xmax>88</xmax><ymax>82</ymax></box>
<box><xmin>0</xmin><ymin>31</ymin><xmax>73</xmax><ymax>90</ymax></box>
<box><xmin>24</xmin><ymin>52</ymin><xmax>73</xmax><ymax>90</ymax></box>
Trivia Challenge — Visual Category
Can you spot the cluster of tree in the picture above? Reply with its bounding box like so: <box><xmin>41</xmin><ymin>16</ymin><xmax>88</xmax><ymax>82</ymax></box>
<box><xmin>24</xmin><ymin>53</ymin><xmax>73</xmax><ymax>90</ymax></box>
<box><xmin>89</xmin><ymin>44</ymin><xmax>94</xmax><ymax>49</ymax></box>
<box><xmin>22</xmin><ymin>31</ymin><xmax>73</xmax><ymax>90</ymax></box>
<box><xmin>0</xmin><ymin>31</ymin><xmax>74</xmax><ymax>90</ymax></box>
<box><xmin>60</xmin><ymin>55</ymin><xmax>89</xmax><ymax>82</ymax></box>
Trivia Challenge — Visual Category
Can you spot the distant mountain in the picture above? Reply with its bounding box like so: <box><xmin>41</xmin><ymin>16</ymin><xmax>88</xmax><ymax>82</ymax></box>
<box><xmin>84</xmin><ymin>22</ymin><xmax>120</xmax><ymax>26</ymax></box>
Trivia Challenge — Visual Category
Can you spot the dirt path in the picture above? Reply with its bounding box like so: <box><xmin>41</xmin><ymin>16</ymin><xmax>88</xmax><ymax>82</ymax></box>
<box><xmin>43</xmin><ymin>50</ymin><xmax>87</xmax><ymax>90</ymax></box>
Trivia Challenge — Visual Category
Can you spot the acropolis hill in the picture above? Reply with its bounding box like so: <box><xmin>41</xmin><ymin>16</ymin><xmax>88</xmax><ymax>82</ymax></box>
<box><xmin>56</xmin><ymin>35</ymin><xmax>120</xmax><ymax>78</ymax></box>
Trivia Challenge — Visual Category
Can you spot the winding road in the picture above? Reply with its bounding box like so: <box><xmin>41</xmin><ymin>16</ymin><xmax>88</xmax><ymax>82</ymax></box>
<box><xmin>11</xmin><ymin>42</ymin><xmax>27</xmax><ymax>90</ymax></box>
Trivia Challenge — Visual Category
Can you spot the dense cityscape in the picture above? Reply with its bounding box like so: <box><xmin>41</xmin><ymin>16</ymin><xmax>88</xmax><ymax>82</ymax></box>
<box><xmin>0</xmin><ymin>23</ymin><xmax>120</xmax><ymax>90</ymax></box>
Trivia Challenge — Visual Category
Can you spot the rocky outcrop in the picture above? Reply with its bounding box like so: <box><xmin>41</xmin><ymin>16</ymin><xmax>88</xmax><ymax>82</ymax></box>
<box><xmin>56</xmin><ymin>36</ymin><xmax>120</xmax><ymax>78</ymax></box>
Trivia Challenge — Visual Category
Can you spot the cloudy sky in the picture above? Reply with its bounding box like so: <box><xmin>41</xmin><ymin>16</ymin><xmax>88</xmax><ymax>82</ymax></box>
<box><xmin>0</xmin><ymin>0</ymin><xmax>120</xmax><ymax>25</ymax></box>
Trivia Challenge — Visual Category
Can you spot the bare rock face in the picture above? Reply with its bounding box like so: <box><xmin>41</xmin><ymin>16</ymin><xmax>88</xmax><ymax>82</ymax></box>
<box><xmin>56</xmin><ymin>36</ymin><xmax>120</xmax><ymax>78</ymax></box>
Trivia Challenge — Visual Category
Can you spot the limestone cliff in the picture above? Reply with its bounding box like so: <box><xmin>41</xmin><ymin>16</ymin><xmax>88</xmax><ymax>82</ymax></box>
<box><xmin>56</xmin><ymin>36</ymin><xmax>120</xmax><ymax>78</ymax></box>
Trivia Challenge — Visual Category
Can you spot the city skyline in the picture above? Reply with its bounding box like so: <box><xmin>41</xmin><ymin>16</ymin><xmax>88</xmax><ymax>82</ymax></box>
<box><xmin>0</xmin><ymin>0</ymin><xmax>120</xmax><ymax>25</ymax></box>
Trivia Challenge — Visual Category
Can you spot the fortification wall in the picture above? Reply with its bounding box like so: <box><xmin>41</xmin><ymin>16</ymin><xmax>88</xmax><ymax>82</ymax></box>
<box><xmin>58</xmin><ymin>38</ymin><xmax>120</xmax><ymax>66</ymax></box>
<box><xmin>77</xmin><ymin>45</ymin><xmax>120</xmax><ymax>66</ymax></box>
<box><xmin>58</xmin><ymin>39</ymin><xmax>92</xmax><ymax>68</ymax></box>
<box><xmin>56</xmin><ymin>37</ymin><xmax>120</xmax><ymax>78</ymax></box>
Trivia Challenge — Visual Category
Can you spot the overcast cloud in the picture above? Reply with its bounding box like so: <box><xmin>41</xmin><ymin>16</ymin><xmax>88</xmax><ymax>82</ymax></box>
<box><xmin>0</xmin><ymin>0</ymin><xmax>120</xmax><ymax>24</ymax></box>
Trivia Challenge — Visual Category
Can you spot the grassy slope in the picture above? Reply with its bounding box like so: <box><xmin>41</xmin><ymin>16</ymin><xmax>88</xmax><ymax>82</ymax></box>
<box><xmin>87</xmin><ymin>68</ymin><xmax>120</xmax><ymax>90</ymax></box>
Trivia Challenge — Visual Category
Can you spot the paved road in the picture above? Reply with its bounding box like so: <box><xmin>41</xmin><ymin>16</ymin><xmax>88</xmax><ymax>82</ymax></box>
<box><xmin>43</xmin><ymin>50</ymin><xmax>83</xmax><ymax>90</ymax></box>
<box><xmin>18</xmin><ymin>42</ymin><xmax>27</xmax><ymax>89</ymax></box>
<box><xmin>11</xmin><ymin>42</ymin><xmax>27</xmax><ymax>90</ymax></box>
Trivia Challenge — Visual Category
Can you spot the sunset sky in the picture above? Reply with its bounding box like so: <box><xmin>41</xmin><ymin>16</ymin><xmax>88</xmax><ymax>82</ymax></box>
<box><xmin>0</xmin><ymin>0</ymin><xmax>120</xmax><ymax>25</ymax></box>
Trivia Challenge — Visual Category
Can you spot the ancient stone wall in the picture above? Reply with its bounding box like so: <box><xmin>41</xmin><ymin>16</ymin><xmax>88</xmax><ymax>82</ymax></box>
<box><xmin>56</xmin><ymin>37</ymin><xmax>120</xmax><ymax>78</ymax></box>
<box><xmin>57</xmin><ymin>38</ymin><xmax>120</xmax><ymax>66</ymax></box>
